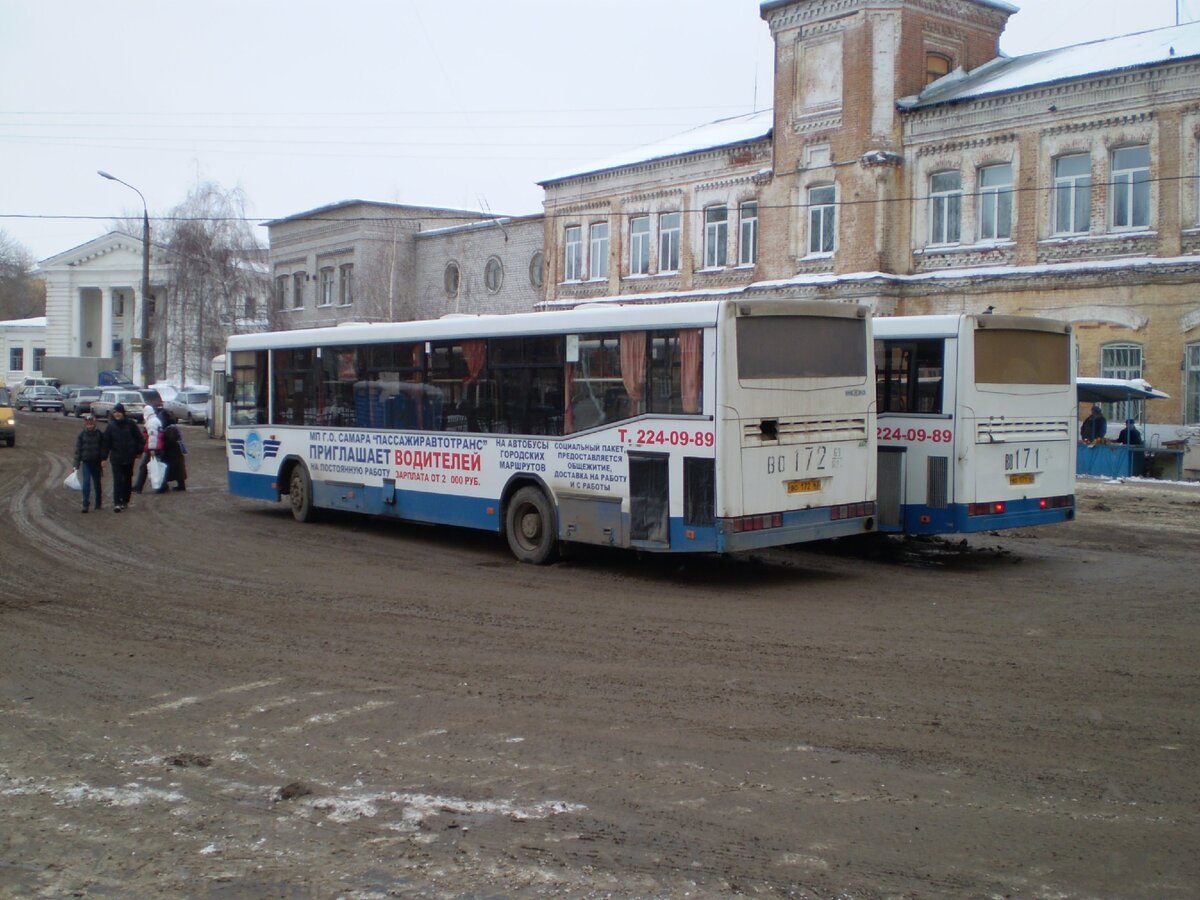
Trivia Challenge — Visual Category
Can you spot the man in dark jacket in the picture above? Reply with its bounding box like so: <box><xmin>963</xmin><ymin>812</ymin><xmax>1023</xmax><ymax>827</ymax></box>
<box><xmin>102</xmin><ymin>403</ymin><xmax>145</xmax><ymax>512</ymax></box>
<box><xmin>73</xmin><ymin>413</ymin><xmax>105</xmax><ymax>512</ymax></box>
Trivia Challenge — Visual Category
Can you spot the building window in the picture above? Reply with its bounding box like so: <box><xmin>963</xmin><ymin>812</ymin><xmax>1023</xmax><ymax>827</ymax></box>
<box><xmin>9</xmin><ymin>348</ymin><xmax>22</xmax><ymax>370</ymax></box>
<box><xmin>589</xmin><ymin>222</ymin><xmax>609</xmax><ymax>280</ymax></box>
<box><xmin>114</xmin><ymin>293</ymin><xmax>125</xmax><ymax>317</ymax></box>
<box><xmin>564</xmin><ymin>225</ymin><xmax>583</xmax><ymax>281</ymax></box>
<box><xmin>1111</xmin><ymin>145</ymin><xmax>1150</xmax><ymax>230</ymax></box>
<box><xmin>339</xmin><ymin>263</ymin><xmax>354</xmax><ymax>305</ymax></box>
<box><xmin>1186</xmin><ymin>342</ymin><xmax>1200</xmax><ymax>425</ymax></box>
<box><xmin>929</xmin><ymin>171</ymin><xmax>962</xmax><ymax>245</ymax></box>
<box><xmin>979</xmin><ymin>164</ymin><xmax>1013</xmax><ymax>241</ymax></box>
<box><xmin>1053</xmin><ymin>153</ymin><xmax>1092</xmax><ymax>235</ymax></box>
<box><xmin>33</xmin><ymin>347</ymin><xmax>45</xmax><ymax>372</ymax></box>
<box><xmin>275</xmin><ymin>275</ymin><xmax>288</xmax><ymax>310</ymax></box>
<box><xmin>1100</xmin><ymin>342</ymin><xmax>1144</xmax><ymax>423</ymax></box>
<box><xmin>484</xmin><ymin>256</ymin><xmax>503</xmax><ymax>293</ymax></box>
<box><xmin>444</xmin><ymin>262</ymin><xmax>460</xmax><ymax>297</ymax></box>
<box><xmin>925</xmin><ymin>52</ymin><xmax>951</xmax><ymax>86</ymax></box>
<box><xmin>291</xmin><ymin>273</ymin><xmax>306</xmax><ymax>309</ymax></box>
<box><xmin>244</xmin><ymin>295</ymin><xmax>258</xmax><ymax>320</ymax></box>
<box><xmin>659</xmin><ymin>212</ymin><xmax>681</xmax><ymax>273</ymax></box>
<box><xmin>630</xmin><ymin>216</ymin><xmax>650</xmax><ymax>275</ymax></box>
<box><xmin>808</xmin><ymin>185</ymin><xmax>836</xmax><ymax>255</ymax></box>
<box><xmin>529</xmin><ymin>251</ymin><xmax>544</xmax><ymax>289</ymax></box>
<box><xmin>704</xmin><ymin>205</ymin><xmax>728</xmax><ymax>268</ymax></box>
<box><xmin>739</xmin><ymin>201</ymin><xmax>758</xmax><ymax>266</ymax></box>
<box><xmin>318</xmin><ymin>267</ymin><xmax>335</xmax><ymax>306</ymax></box>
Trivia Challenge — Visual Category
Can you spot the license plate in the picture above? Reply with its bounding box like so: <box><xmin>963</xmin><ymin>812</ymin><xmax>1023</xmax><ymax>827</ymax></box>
<box><xmin>787</xmin><ymin>478</ymin><xmax>822</xmax><ymax>493</ymax></box>
<box><xmin>1008</xmin><ymin>473</ymin><xmax>1035</xmax><ymax>485</ymax></box>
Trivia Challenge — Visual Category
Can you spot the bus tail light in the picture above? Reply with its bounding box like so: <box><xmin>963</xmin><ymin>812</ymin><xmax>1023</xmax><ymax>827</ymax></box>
<box><xmin>968</xmin><ymin>501</ymin><xmax>1006</xmax><ymax>516</ymax></box>
<box><xmin>1042</xmin><ymin>495</ymin><xmax>1074</xmax><ymax>509</ymax></box>
<box><xmin>831</xmin><ymin>501</ymin><xmax>875</xmax><ymax>520</ymax></box>
<box><xmin>730</xmin><ymin>513</ymin><xmax>783</xmax><ymax>533</ymax></box>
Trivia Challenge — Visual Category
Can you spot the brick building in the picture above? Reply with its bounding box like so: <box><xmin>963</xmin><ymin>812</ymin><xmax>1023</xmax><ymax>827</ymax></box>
<box><xmin>540</xmin><ymin>0</ymin><xmax>1200</xmax><ymax>436</ymax></box>
<box><xmin>266</xmin><ymin>201</ymin><xmax>544</xmax><ymax>328</ymax></box>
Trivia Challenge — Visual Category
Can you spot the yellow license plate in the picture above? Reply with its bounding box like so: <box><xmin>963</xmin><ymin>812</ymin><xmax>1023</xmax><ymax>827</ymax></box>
<box><xmin>1008</xmin><ymin>473</ymin><xmax>1035</xmax><ymax>485</ymax></box>
<box><xmin>787</xmin><ymin>478</ymin><xmax>822</xmax><ymax>493</ymax></box>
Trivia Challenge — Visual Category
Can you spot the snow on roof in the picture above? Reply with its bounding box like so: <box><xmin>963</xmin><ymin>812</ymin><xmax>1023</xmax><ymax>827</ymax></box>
<box><xmin>539</xmin><ymin>109</ymin><xmax>773</xmax><ymax>185</ymax></box>
<box><xmin>0</xmin><ymin>316</ymin><xmax>47</xmax><ymax>328</ymax></box>
<box><xmin>905</xmin><ymin>20</ymin><xmax>1200</xmax><ymax>107</ymax></box>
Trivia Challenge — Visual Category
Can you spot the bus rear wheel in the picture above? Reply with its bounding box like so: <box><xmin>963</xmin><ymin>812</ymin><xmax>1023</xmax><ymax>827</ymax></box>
<box><xmin>289</xmin><ymin>464</ymin><xmax>318</xmax><ymax>523</ymax></box>
<box><xmin>506</xmin><ymin>486</ymin><xmax>558</xmax><ymax>564</ymax></box>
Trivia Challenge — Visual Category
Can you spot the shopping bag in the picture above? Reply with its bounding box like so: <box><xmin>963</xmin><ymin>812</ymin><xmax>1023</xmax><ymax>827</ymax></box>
<box><xmin>148</xmin><ymin>457</ymin><xmax>167</xmax><ymax>491</ymax></box>
<box><xmin>64</xmin><ymin>469</ymin><xmax>82</xmax><ymax>491</ymax></box>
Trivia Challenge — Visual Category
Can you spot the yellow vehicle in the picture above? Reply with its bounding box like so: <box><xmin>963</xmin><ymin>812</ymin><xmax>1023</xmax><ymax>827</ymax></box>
<box><xmin>0</xmin><ymin>383</ymin><xmax>15</xmax><ymax>446</ymax></box>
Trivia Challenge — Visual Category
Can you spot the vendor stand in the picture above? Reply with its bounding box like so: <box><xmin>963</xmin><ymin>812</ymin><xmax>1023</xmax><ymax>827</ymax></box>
<box><xmin>1076</xmin><ymin>377</ymin><xmax>1183</xmax><ymax>479</ymax></box>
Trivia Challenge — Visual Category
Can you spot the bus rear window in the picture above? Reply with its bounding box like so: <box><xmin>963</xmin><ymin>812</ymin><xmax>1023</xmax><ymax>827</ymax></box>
<box><xmin>975</xmin><ymin>329</ymin><xmax>1070</xmax><ymax>385</ymax></box>
<box><xmin>737</xmin><ymin>316</ymin><xmax>866</xmax><ymax>379</ymax></box>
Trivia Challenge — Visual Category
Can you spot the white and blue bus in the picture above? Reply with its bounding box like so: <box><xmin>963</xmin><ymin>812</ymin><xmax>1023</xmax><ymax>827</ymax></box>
<box><xmin>224</xmin><ymin>299</ymin><xmax>877</xmax><ymax>562</ymax></box>
<box><xmin>873</xmin><ymin>313</ymin><xmax>1076</xmax><ymax>535</ymax></box>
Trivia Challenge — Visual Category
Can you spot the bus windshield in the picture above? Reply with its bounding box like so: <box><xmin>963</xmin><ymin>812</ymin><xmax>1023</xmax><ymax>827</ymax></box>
<box><xmin>737</xmin><ymin>315</ymin><xmax>867</xmax><ymax>379</ymax></box>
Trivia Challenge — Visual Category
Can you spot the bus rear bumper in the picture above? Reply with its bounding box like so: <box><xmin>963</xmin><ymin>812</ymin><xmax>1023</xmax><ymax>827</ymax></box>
<box><xmin>713</xmin><ymin>507</ymin><xmax>875</xmax><ymax>553</ymax></box>
<box><xmin>881</xmin><ymin>497</ymin><xmax>1075</xmax><ymax>535</ymax></box>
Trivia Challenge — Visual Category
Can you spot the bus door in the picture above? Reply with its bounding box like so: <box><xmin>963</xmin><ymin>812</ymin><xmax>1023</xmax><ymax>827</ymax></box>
<box><xmin>877</xmin><ymin>446</ymin><xmax>907</xmax><ymax>530</ymax></box>
<box><xmin>629</xmin><ymin>452</ymin><xmax>669</xmax><ymax>546</ymax></box>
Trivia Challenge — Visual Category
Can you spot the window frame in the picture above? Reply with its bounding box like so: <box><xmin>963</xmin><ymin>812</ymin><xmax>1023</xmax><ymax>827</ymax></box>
<box><xmin>703</xmin><ymin>205</ymin><xmax>728</xmax><ymax>269</ymax></box>
<box><xmin>1110</xmin><ymin>144</ymin><xmax>1151</xmax><ymax>231</ymax></box>
<box><xmin>318</xmin><ymin>266</ymin><xmax>336</xmax><ymax>307</ymax></box>
<box><xmin>1100</xmin><ymin>342</ymin><xmax>1144</xmax><ymax>424</ymax></box>
<box><xmin>925</xmin><ymin>52</ymin><xmax>952</xmax><ymax>86</ymax></box>
<box><xmin>629</xmin><ymin>215</ymin><xmax>651</xmax><ymax>275</ymax></box>
<box><xmin>588</xmin><ymin>221</ymin><xmax>610</xmax><ymax>281</ymax></box>
<box><xmin>563</xmin><ymin>225</ymin><xmax>583</xmax><ymax>282</ymax></box>
<box><xmin>291</xmin><ymin>272</ymin><xmax>306</xmax><ymax>310</ymax></box>
<box><xmin>928</xmin><ymin>170</ymin><xmax>962</xmax><ymax>246</ymax></box>
<box><xmin>338</xmin><ymin>263</ymin><xmax>354</xmax><ymax>306</ymax></box>
<box><xmin>1053</xmin><ymin>153</ymin><xmax>1092</xmax><ymax>235</ymax></box>
<box><xmin>738</xmin><ymin>201</ymin><xmax>758</xmax><ymax>266</ymax></box>
<box><xmin>484</xmin><ymin>256</ymin><xmax>504</xmax><ymax>294</ymax></box>
<box><xmin>659</xmin><ymin>212</ymin><xmax>681</xmax><ymax>273</ymax></box>
<box><xmin>807</xmin><ymin>184</ymin><xmax>836</xmax><ymax>256</ymax></box>
<box><xmin>978</xmin><ymin>163</ymin><xmax>1013</xmax><ymax>241</ymax></box>
<box><xmin>1186</xmin><ymin>342</ymin><xmax>1200</xmax><ymax>425</ymax></box>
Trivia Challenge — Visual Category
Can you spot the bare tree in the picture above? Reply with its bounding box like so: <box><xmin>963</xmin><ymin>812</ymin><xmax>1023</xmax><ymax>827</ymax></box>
<box><xmin>160</xmin><ymin>182</ymin><xmax>268</xmax><ymax>386</ymax></box>
<box><xmin>0</xmin><ymin>230</ymin><xmax>46</xmax><ymax>320</ymax></box>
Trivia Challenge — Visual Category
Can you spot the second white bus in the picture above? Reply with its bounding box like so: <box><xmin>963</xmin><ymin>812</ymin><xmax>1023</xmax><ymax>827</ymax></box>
<box><xmin>224</xmin><ymin>299</ymin><xmax>877</xmax><ymax>562</ymax></box>
<box><xmin>873</xmin><ymin>314</ymin><xmax>1076</xmax><ymax>535</ymax></box>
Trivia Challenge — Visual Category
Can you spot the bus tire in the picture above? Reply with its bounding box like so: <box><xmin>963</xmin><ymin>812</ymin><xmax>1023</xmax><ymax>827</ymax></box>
<box><xmin>288</xmin><ymin>464</ymin><xmax>318</xmax><ymax>523</ymax></box>
<box><xmin>506</xmin><ymin>486</ymin><xmax>558</xmax><ymax>565</ymax></box>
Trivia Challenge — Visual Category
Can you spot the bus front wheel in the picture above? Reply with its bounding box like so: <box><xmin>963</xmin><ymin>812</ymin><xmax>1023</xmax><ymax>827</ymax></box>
<box><xmin>505</xmin><ymin>486</ymin><xmax>558</xmax><ymax>565</ymax></box>
<box><xmin>289</xmin><ymin>464</ymin><xmax>317</xmax><ymax>523</ymax></box>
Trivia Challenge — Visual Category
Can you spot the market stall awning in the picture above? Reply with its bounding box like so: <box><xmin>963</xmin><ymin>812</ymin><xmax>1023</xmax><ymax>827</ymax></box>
<box><xmin>1076</xmin><ymin>377</ymin><xmax>1170</xmax><ymax>403</ymax></box>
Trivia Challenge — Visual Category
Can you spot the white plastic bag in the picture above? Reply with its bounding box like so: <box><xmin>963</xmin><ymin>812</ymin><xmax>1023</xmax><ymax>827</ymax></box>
<box><xmin>148</xmin><ymin>456</ymin><xmax>167</xmax><ymax>491</ymax></box>
<box><xmin>64</xmin><ymin>469</ymin><xmax>82</xmax><ymax>491</ymax></box>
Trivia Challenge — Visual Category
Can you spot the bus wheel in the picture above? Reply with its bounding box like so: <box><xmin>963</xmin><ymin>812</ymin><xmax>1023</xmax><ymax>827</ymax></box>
<box><xmin>289</xmin><ymin>464</ymin><xmax>318</xmax><ymax>523</ymax></box>
<box><xmin>506</xmin><ymin>486</ymin><xmax>558</xmax><ymax>564</ymax></box>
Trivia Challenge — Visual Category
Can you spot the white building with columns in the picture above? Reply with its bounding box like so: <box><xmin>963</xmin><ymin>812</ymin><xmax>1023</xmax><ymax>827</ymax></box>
<box><xmin>37</xmin><ymin>232</ymin><xmax>169</xmax><ymax>386</ymax></box>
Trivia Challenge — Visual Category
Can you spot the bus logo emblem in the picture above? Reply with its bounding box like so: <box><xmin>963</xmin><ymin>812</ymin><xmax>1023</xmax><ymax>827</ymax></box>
<box><xmin>229</xmin><ymin>431</ymin><xmax>281</xmax><ymax>471</ymax></box>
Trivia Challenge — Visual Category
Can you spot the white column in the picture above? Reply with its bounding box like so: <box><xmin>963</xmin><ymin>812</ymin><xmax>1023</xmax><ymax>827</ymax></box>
<box><xmin>100</xmin><ymin>288</ymin><xmax>114</xmax><ymax>359</ymax></box>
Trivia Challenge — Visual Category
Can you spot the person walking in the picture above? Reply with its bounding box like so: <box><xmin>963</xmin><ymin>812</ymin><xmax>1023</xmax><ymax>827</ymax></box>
<box><xmin>102</xmin><ymin>403</ymin><xmax>145</xmax><ymax>512</ymax></box>
<box><xmin>135</xmin><ymin>402</ymin><xmax>165</xmax><ymax>494</ymax></box>
<box><xmin>160</xmin><ymin>412</ymin><xmax>188</xmax><ymax>491</ymax></box>
<box><xmin>73</xmin><ymin>412</ymin><xmax>105</xmax><ymax>513</ymax></box>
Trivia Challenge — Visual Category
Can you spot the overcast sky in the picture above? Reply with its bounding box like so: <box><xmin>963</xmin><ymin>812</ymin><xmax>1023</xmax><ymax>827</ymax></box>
<box><xmin>2</xmin><ymin>0</ymin><xmax>1197</xmax><ymax>262</ymax></box>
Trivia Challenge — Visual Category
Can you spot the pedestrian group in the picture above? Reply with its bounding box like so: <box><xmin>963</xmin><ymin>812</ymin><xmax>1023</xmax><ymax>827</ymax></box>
<box><xmin>72</xmin><ymin>400</ymin><xmax>187</xmax><ymax>513</ymax></box>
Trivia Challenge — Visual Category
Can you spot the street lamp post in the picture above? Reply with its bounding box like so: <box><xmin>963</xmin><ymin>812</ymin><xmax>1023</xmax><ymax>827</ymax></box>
<box><xmin>98</xmin><ymin>170</ymin><xmax>153</xmax><ymax>386</ymax></box>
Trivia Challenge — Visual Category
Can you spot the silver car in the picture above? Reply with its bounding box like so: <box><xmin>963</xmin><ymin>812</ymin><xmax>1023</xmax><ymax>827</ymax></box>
<box><xmin>15</xmin><ymin>385</ymin><xmax>64</xmax><ymax>412</ymax></box>
<box><xmin>91</xmin><ymin>389</ymin><xmax>147</xmax><ymax>422</ymax></box>
<box><xmin>165</xmin><ymin>390</ymin><xmax>210</xmax><ymax>425</ymax></box>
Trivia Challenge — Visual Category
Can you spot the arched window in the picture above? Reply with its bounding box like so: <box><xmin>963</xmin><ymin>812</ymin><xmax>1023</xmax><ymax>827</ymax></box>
<box><xmin>528</xmin><ymin>251</ymin><xmax>544</xmax><ymax>289</ymax></box>
<box><xmin>1100</xmin><ymin>342</ymin><xmax>1144</xmax><ymax>423</ymax></box>
<box><xmin>484</xmin><ymin>256</ymin><xmax>503</xmax><ymax>293</ymax></box>
<box><xmin>444</xmin><ymin>262</ymin><xmax>460</xmax><ymax>298</ymax></box>
<box><xmin>925</xmin><ymin>52</ymin><xmax>951</xmax><ymax>86</ymax></box>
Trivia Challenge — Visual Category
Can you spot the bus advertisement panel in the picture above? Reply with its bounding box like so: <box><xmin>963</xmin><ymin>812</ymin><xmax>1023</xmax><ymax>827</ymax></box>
<box><xmin>224</xmin><ymin>300</ymin><xmax>876</xmax><ymax>562</ymax></box>
<box><xmin>874</xmin><ymin>314</ymin><xmax>1075</xmax><ymax>535</ymax></box>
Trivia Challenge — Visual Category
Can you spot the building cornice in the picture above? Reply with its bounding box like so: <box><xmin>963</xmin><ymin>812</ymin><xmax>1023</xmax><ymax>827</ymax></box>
<box><xmin>763</xmin><ymin>0</ymin><xmax>1010</xmax><ymax>36</ymax></box>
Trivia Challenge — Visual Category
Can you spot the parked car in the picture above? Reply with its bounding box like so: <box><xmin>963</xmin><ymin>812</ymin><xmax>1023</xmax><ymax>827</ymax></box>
<box><xmin>91</xmin><ymin>389</ymin><xmax>146</xmax><ymax>422</ymax></box>
<box><xmin>22</xmin><ymin>376</ymin><xmax>62</xmax><ymax>390</ymax></box>
<box><xmin>165</xmin><ymin>389</ymin><xmax>211</xmax><ymax>425</ymax></box>
<box><xmin>97</xmin><ymin>370</ymin><xmax>137</xmax><ymax>388</ymax></box>
<box><xmin>58</xmin><ymin>383</ymin><xmax>90</xmax><ymax>397</ymax></box>
<box><xmin>15</xmin><ymin>385</ymin><xmax>64</xmax><ymax>412</ymax></box>
<box><xmin>62</xmin><ymin>387</ymin><xmax>103</xmax><ymax>417</ymax></box>
<box><xmin>0</xmin><ymin>385</ymin><xmax>15</xmax><ymax>446</ymax></box>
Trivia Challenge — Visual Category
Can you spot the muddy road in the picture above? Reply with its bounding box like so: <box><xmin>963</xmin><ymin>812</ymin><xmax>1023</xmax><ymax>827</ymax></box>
<box><xmin>2</xmin><ymin>409</ymin><xmax>1198</xmax><ymax>898</ymax></box>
